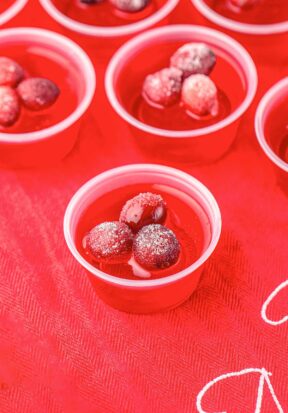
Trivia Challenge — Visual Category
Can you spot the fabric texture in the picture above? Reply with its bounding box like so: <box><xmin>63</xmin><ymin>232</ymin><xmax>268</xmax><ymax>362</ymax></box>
<box><xmin>0</xmin><ymin>1</ymin><xmax>288</xmax><ymax>412</ymax></box>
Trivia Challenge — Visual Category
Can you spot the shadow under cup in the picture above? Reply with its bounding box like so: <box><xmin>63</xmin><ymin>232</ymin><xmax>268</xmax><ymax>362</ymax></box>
<box><xmin>64</xmin><ymin>164</ymin><xmax>221</xmax><ymax>314</ymax></box>
<box><xmin>255</xmin><ymin>77</ymin><xmax>288</xmax><ymax>189</ymax></box>
<box><xmin>0</xmin><ymin>28</ymin><xmax>95</xmax><ymax>168</ymax></box>
<box><xmin>105</xmin><ymin>25</ymin><xmax>257</xmax><ymax>164</ymax></box>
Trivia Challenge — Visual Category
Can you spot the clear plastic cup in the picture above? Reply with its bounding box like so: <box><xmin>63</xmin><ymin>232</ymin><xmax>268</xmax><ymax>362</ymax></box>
<box><xmin>39</xmin><ymin>0</ymin><xmax>179</xmax><ymax>60</ymax></box>
<box><xmin>255</xmin><ymin>77</ymin><xmax>288</xmax><ymax>188</ymax></box>
<box><xmin>191</xmin><ymin>0</ymin><xmax>288</xmax><ymax>63</ymax></box>
<box><xmin>105</xmin><ymin>24</ymin><xmax>257</xmax><ymax>164</ymax></box>
<box><xmin>0</xmin><ymin>27</ymin><xmax>96</xmax><ymax>168</ymax></box>
<box><xmin>64</xmin><ymin>164</ymin><xmax>222</xmax><ymax>314</ymax></box>
<box><xmin>0</xmin><ymin>0</ymin><xmax>28</xmax><ymax>26</ymax></box>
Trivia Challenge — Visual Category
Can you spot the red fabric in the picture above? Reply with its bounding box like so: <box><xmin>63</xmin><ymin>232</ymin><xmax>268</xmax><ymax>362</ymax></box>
<box><xmin>1</xmin><ymin>1</ymin><xmax>288</xmax><ymax>412</ymax></box>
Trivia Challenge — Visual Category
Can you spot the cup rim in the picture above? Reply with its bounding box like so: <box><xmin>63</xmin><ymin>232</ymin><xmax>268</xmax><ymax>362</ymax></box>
<box><xmin>192</xmin><ymin>0</ymin><xmax>288</xmax><ymax>35</ymax></box>
<box><xmin>255</xmin><ymin>77</ymin><xmax>288</xmax><ymax>173</ymax></box>
<box><xmin>39</xmin><ymin>0</ymin><xmax>179</xmax><ymax>38</ymax></box>
<box><xmin>105</xmin><ymin>24</ymin><xmax>258</xmax><ymax>139</ymax></box>
<box><xmin>63</xmin><ymin>164</ymin><xmax>222</xmax><ymax>288</ymax></box>
<box><xmin>0</xmin><ymin>0</ymin><xmax>28</xmax><ymax>26</ymax></box>
<box><xmin>0</xmin><ymin>27</ymin><xmax>96</xmax><ymax>144</ymax></box>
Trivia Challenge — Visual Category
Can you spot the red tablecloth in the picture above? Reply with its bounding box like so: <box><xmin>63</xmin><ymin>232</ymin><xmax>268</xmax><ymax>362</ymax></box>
<box><xmin>1</xmin><ymin>1</ymin><xmax>288</xmax><ymax>412</ymax></box>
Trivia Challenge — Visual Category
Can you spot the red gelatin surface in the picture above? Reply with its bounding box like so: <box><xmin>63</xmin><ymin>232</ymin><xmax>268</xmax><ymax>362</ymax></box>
<box><xmin>51</xmin><ymin>0</ymin><xmax>165</xmax><ymax>27</ymax></box>
<box><xmin>0</xmin><ymin>0</ymin><xmax>14</xmax><ymax>14</ymax></box>
<box><xmin>116</xmin><ymin>40</ymin><xmax>246</xmax><ymax>131</ymax></box>
<box><xmin>264</xmin><ymin>93</ymin><xmax>288</xmax><ymax>163</ymax></box>
<box><xmin>204</xmin><ymin>0</ymin><xmax>288</xmax><ymax>25</ymax></box>
<box><xmin>0</xmin><ymin>44</ymin><xmax>78</xmax><ymax>133</ymax></box>
<box><xmin>76</xmin><ymin>183</ymin><xmax>211</xmax><ymax>280</ymax></box>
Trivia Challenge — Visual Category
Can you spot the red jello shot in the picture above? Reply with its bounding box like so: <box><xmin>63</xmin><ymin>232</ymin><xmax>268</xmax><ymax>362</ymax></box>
<box><xmin>255</xmin><ymin>77</ymin><xmax>288</xmax><ymax>190</ymax></box>
<box><xmin>64</xmin><ymin>164</ymin><xmax>221</xmax><ymax>313</ymax></box>
<box><xmin>0</xmin><ymin>0</ymin><xmax>27</xmax><ymax>26</ymax></box>
<box><xmin>0</xmin><ymin>28</ymin><xmax>95</xmax><ymax>168</ymax></box>
<box><xmin>39</xmin><ymin>0</ymin><xmax>179</xmax><ymax>59</ymax></box>
<box><xmin>191</xmin><ymin>0</ymin><xmax>288</xmax><ymax>63</ymax></box>
<box><xmin>105</xmin><ymin>25</ymin><xmax>257</xmax><ymax>164</ymax></box>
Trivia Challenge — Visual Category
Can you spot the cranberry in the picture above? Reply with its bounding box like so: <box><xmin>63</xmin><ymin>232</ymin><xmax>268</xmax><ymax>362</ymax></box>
<box><xmin>109</xmin><ymin>0</ymin><xmax>149</xmax><ymax>13</ymax></box>
<box><xmin>84</xmin><ymin>222</ymin><xmax>134</xmax><ymax>263</ymax></box>
<box><xmin>170</xmin><ymin>43</ymin><xmax>216</xmax><ymax>79</ymax></box>
<box><xmin>142</xmin><ymin>67</ymin><xmax>183</xmax><ymax>108</ymax></box>
<box><xmin>120</xmin><ymin>192</ymin><xmax>167</xmax><ymax>232</ymax></box>
<box><xmin>181</xmin><ymin>74</ymin><xmax>219</xmax><ymax>117</ymax></box>
<box><xmin>0</xmin><ymin>86</ymin><xmax>20</xmax><ymax>127</ymax></box>
<box><xmin>133</xmin><ymin>224</ymin><xmax>180</xmax><ymax>270</ymax></box>
<box><xmin>17</xmin><ymin>78</ymin><xmax>60</xmax><ymax>111</ymax></box>
<box><xmin>0</xmin><ymin>57</ymin><xmax>25</xmax><ymax>88</ymax></box>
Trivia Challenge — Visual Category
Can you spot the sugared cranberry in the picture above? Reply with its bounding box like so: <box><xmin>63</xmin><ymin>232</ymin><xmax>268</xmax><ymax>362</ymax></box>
<box><xmin>0</xmin><ymin>57</ymin><xmax>25</xmax><ymax>88</ymax></box>
<box><xmin>17</xmin><ymin>78</ymin><xmax>60</xmax><ymax>111</ymax></box>
<box><xmin>142</xmin><ymin>67</ymin><xmax>183</xmax><ymax>108</ymax></box>
<box><xmin>181</xmin><ymin>74</ymin><xmax>219</xmax><ymax>117</ymax></box>
<box><xmin>0</xmin><ymin>86</ymin><xmax>20</xmax><ymax>127</ymax></box>
<box><xmin>133</xmin><ymin>224</ymin><xmax>180</xmax><ymax>270</ymax></box>
<box><xmin>109</xmin><ymin>0</ymin><xmax>149</xmax><ymax>13</ymax></box>
<box><xmin>229</xmin><ymin>0</ymin><xmax>258</xmax><ymax>8</ymax></box>
<box><xmin>120</xmin><ymin>192</ymin><xmax>167</xmax><ymax>232</ymax></box>
<box><xmin>170</xmin><ymin>43</ymin><xmax>216</xmax><ymax>79</ymax></box>
<box><xmin>84</xmin><ymin>221</ymin><xmax>134</xmax><ymax>263</ymax></box>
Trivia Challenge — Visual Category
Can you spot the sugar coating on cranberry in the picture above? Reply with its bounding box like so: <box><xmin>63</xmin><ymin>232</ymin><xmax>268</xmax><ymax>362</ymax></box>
<box><xmin>0</xmin><ymin>57</ymin><xmax>25</xmax><ymax>88</ymax></box>
<box><xmin>133</xmin><ymin>224</ymin><xmax>180</xmax><ymax>270</ymax></box>
<box><xmin>120</xmin><ymin>192</ymin><xmax>167</xmax><ymax>232</ymax></box>
<box><xmin>0</xmin><ymin>86</ymin><xmax>20</xmax><ymax>127</ymax></box>
<box><xmin>109</xmin><ymin>0</ymin><xmax>149</xmax><ymax>12</ymax></box>
<box><xmin>84</xmin><ymin>221</ymin><xmax>134</xmax><ymax>263</ymax></box>
<box><xmin>170</xmin><ymin>43</ymin><xmax>216</xmax><ymax>79</ymax></box>
<box><xmin>229</xmin><ymin>0</ymin><xmax>258</xmax><ymax>8</ymax></box>
<box><xmin>142</xmin><ymin>67</ymin><xmax>183</xmax><ymax>108</ymax></box>
<box><xmin>181</xmin><ymin>74</ymin><xmax>219</xmax><ymax>117</ymax></box>
<box><xmin>17</xmin><ymin>77</ymin><xmax>60</xmax><ymax>111</ymax></box>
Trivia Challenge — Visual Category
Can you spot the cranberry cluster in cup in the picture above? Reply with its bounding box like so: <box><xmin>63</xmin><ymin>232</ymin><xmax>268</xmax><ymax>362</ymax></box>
<box><xmin>83</xmin><ymin>192</ymin><xmax>181</xmax><ymax>270</ymax></box>
<box><xmin>0</xmin><ymin>57</ymin><xmax>60</xmax><ymax>128</ymax></box>
<box><xmin>80</xmin><ymin>0</ymin><xmax>150</xmax><ymax>13</ymax></box>
<box><xmin>142</xmin><ymin>42</ymin><xmax>220</xmax><ymax>118</ymax></box>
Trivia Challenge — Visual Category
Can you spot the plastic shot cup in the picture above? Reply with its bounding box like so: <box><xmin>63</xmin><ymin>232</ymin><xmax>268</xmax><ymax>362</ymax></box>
<box><xmin>64</xmin><ymin>164</ymin><xmax>222</xmax><ymax>314</ymax></box>
<box><xmin>39</xmin><ymin>0</ymin><xmax>179</xmax><ymax>62</ymax></box>
<box><xmin>105</xmin><ymin>24</ymin><xmax>257</xmax><ymax>164</ymax></box>
<box><xmin>255</xmin><ymin>77</ymin><xmax>288</xmax><ymax>190</ymax></box>
<box><xmin>0</xmin><ymin>28</ymin><xmax>96</xmax><ymax>168</ymax></box>
<box><xmin>191</xmin><ymin>0</ymin><xmax>288</xmax><ymax>63</ymax></box>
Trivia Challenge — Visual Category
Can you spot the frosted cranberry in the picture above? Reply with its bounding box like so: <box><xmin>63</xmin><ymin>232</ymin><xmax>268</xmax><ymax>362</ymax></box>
<box><xmin>0</xmin><ymin>57</ymin><xmax>25</xmax><ymax>88</ymax></box>
<box><xmin>0</xmin><ymin>86</ymin><xmax>20</xmax><ymax>127</ymax></box>
<box><xmin>229</xmin><ymin>0</ymin><xmax>258</xmax><ymax>8</ymax></box>
<box><xmin>170</xmin><ymin>43</ymin><xmax>216</xmax><ymax>79</ymax></box>
<box><xmin>17</xmin><ymin>78</ymin><xmax>60</xmax><ymax>111</ymax></box>
<box><xmin>120</xmin><ymin>192</ymin><xmax>167</xmax><ymax>232</ymax></box>
<box><xmin>133</xmin><ymin>224</ymin><xmax>180</xmax><ymax>270</ymax></box>
<box><xmin>181</xmin><ymin>74</ymin><xmax>219</xmax><ymax>117</ymax></box>
<box><xmin>109</xmin><ymin>0</ymin><xmax>149</xmax><ymax>12</ymax></box>
<box><xmin>84</xmin><ymin>222</ymin><xmax>134</xmax><ymax>263</ymax></box>
<box><xmin>142</xmin><ymin>67</ymin><xmax>183</xmax><ymax>108</ymax></box>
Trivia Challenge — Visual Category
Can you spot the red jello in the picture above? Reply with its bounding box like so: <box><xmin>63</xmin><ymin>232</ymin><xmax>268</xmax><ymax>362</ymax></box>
<box><xmin>204</xmin><ymin>0</ymin><xmax>288</xmax><ymax>25</ymax></box>
<box><xmin>51</xmin><ymin>0</ymin><xmax>165</xmax><ymax>26</ymax></box>
<box><xmin>76</xmin><ymin>183</ymin><xmax>208</xmax><ymax>280</ymax></box>
<box><xmin>0</xmin><ymin>44</ymin><xmax>77</xmax><ymax>133</ymax></box>
<box><xmin>117</xmin><ymin>40</ymin><xmax>245</xmax><ymax>131</ymax></box>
